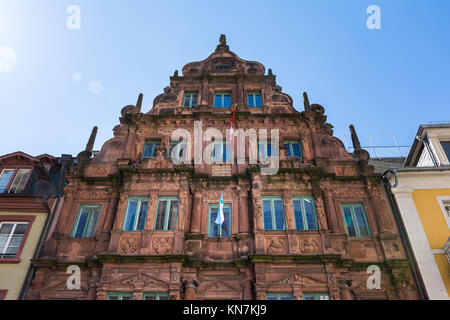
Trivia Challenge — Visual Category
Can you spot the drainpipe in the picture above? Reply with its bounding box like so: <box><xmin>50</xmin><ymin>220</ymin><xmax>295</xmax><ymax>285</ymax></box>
<box><xmin>19</xmin><ymin>156</ymin><xmax>71</xmax><ymax>300</ymax></box>
<box><xmin>382</xmin><ymin>169</ymin><xmax>428</xmax><ymax>300</ymax></box>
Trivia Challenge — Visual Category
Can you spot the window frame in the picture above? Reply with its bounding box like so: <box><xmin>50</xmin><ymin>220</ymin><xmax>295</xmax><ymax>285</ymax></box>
<box><xmin>143</xmin><ymin>292</ymin><xmax>170</xmax><ymax>300</ymax></box>
<box><xmin>71</xmin><ymin>205</ymin><xmax>102</xmax><ymax>238</ymax></box>
<box><xmin>341</xmin><ymin>203</ymin><xmax>372</xmax><ymax>238</ymax></box>
<box><xmin>106</xmin><ymin>292</ymin><xmax>133</xmax><ymax>300</ymax></box>
<box><xmin>303</xmin><ymin>293</ymin><xmax>330</xmax><ymax>300</ymax></box>
<box><xmin>266</xmin><ymin>293</ymin><xmax>293</xmax><ymax>300</ymax></box>
<box><xmin>214</xmin><ymin>92</ymin><xmax>232</xmax><ymax>108</ymax></box>
<box><xmin>183</xmin><ymin>92</ymin><xmax>198</xmax><ymax>109</ymax></box>
<box><xmin>142</xmin><ymin>141</ymin><xmax>161</xmax><ymax>159</ymax></box>
<box><xmin>284</xmin><ymin>140</ymin><xmax>303</xmax><ymax>158</ymax></box>
<box><xmin>261</xmin><ymin>196</ymin><xmax>286</xmax><ymax>231</ymax></box>
<box><xmin>0</xmin><ymin>215</ymin><xmax>35</xmax><ymax>264</ymax></box>
<box><xmin>436</xmin><ymin>196</ymin><xmax>450</xmax><ymax>229</ymax></box>
<box><xmin>154</xmin><ymin>197</ymin><xmax>179</xmax><ymax>231</ymax></box>
<box><xmin>439</xmin><ymin>140</ymin><xmax>450</xmax><ymax>163</ymax></box>
<box><xmin>0</xmin><ymin>167</ymin><xmax>32</xmax><ymax>194</ymax></box>
<box><xmin>292</xmin><ymin>196</ymin><xmax>318</xmax><ymax>231</ymax></box>
<box><xmin>208</xmin><ymin>203</ymin><xmax>232</xmax><ymax>238</ymax></box>
<box><xmin>247</xmin><ymin>92</ymin><xmax>262</xmax><ymax>108</ymax></box>
<box><xmin>122</xmin><ymin>197</ymin><xmax>149</xmax><ymax>231</ymax></box>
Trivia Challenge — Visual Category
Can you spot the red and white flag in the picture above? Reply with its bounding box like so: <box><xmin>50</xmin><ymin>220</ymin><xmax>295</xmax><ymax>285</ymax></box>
<box><xmin>227</xmin><ymin>104</ymin><xmax>237</xmax><ymax>144</ymax></box>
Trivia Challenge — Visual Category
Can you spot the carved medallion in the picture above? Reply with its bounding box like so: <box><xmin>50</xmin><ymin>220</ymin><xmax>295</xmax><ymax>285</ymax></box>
<box><xmin>152</xmin><ymin>238</ymin><xmax>173</xmax><ymax>255</ymax></box>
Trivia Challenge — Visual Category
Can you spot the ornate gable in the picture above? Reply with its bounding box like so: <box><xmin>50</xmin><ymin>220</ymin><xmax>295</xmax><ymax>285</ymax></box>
<box><xmin>272</xmin><ymin>273</ymin><xmax>325</xmax><ymax>286</ymax></box>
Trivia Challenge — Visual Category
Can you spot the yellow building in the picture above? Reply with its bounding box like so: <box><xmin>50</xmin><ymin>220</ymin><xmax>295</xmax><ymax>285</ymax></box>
<box><xmin>0</xmin><ymin>152</ymin><xmax>66</xmax><ymax>300</ymax></box>
<box><xmin>389</xmin><ymin>124</ymin><xmax>450</xmax><ymax>300</ymax></box>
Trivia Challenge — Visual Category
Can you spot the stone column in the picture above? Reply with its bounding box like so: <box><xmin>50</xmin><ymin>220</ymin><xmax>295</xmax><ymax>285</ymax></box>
<box><xmin>283</xmin><ymin>192</ymin><xmax>294</xmax><ymax>230</ymax></box>
<box><xmin>242</xmin><ymin>280</ymin><xmax>253</xmax><ymax>300</ymax></box>
<box><xmin>184</xmin><ymin>281</ymin><xmax>197</xmax><ymax>300</ymax></box>
<box><xmin>238</xmin><ymin>189</ymin><xmax>250</xmax><ymax>234</ymax></box>
<box><xmin>102</xmin><ymin>192</ymin><xmax>120</xmax><ymax>233</ymax></box>
<box><xmin>367</xmin><ymin>185</ymin><xmax>393</xmax><ymax>234</ymax></box>
<box><xmin>190</xmin><ymin>191</ymin><xmax>202</xmax><ymax>234</ymax></box>
<box><xmin>55</xmin><ymin>190</ymin><xmax>74</xmax><ymax>236</ymax></box>
<box><xmin>123</xmin><ymin>126</ymin><xmax>137</xmax><ymax>160</ymax></box>
<box><xmin>314</xmin><ymin>195</ymin><xmax>328</xmax><ymax>230</ymax></box>
<box><xmin>87</xmin><ymin>268</ymin><xmax>101</xmax><ymax>300</ymax></box>
<box><xmin>322</xmin><ymin>186</ymin><xmax>340</xmax><ymax>233</ymax></box>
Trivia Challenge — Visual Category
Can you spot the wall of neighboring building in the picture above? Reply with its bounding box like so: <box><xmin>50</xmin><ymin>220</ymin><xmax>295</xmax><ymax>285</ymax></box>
<box><xmin>0</xmin><ymin>211</ymin><xmax>47</xmax><ymax>300</ymax></box>
<box><xmin>412</xmin><ymin>189</ymin><xmax>450</xmax><ymax>297</ymax></box>
<box><xmin>392</xmin><ymin>170</ymin><xmax>450</xmax><ymax>300</ymax></box>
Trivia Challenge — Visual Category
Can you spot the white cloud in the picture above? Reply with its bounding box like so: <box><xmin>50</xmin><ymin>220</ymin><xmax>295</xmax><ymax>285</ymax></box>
<box><xmin>88</xmin><ymin>80</ymin><xmax>103</xmax><ymax>94</ymax></box>
<box><xmin>0</xmin><ymin>46</ymin><xmax>17</xmax><ymax>72</ymax></box>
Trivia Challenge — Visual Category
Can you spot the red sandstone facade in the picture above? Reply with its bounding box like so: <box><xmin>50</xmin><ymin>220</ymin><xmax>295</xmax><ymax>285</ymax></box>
<box><xmin>27</xmin><ymin>36</ymin><xmax>419</xmax><ymax>300</ymax></box>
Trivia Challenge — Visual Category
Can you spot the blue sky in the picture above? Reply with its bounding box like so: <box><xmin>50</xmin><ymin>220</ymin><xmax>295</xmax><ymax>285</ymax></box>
<box><xmin>0</xmin><ymin>0</ymin><xmax>449</xmax><ymax>157</ymax></box>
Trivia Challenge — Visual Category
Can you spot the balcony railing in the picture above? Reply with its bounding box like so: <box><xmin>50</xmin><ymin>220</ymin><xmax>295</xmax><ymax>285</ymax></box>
<box><xmin>444</xmin><ymin>237</ymin><xmax>450</xmax><ymax>265</ymax></box>
<box><xmin>347</xmin><ymin>146</ymin><xmax>410</xmax><ymax>160</ymax></box>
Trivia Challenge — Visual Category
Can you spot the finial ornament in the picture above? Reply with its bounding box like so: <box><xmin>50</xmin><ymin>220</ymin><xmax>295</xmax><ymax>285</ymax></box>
<box><xmin>220</xmin><ymin>34</ymin><xmax>226</xmax><ymax>45</ymax></box>
<box><xmin>349</xmin><ymin>125</ymin><xmax>362</xmax><ymax>151</ymax></box>
<box><xmin>268</xmin><ymin>69</ymin><xmax>273</xmax><ymax>76</ymax></box>
<box><xmin>77</xmin><ymin>126</ymin><xmax>98</xmax><ymax>161</ymax></box>
<box><xmin>216</xmin><ymin>34</ymin><xmax>230</xmax><ymax>52</ymax></box>
<box><xmin>86</xmin><ymin>126</ymin><xmax>98</xmax><ymax>153</ymax></box>
<box><xmin>303</xmin><ymin>92</ymin><xmax>311</xmax><ymax>111</ymax></box>
<box><xmin>136</xmin><ymin>93</ymin><xmax>143</xmax><ymax>113</ymax></box>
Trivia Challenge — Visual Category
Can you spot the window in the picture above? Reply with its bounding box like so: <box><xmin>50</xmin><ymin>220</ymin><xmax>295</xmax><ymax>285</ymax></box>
<box><xmin>292</xmin><ymin>197</ymin><xmax>318</xmax><ymax>230</ymax></box>
<box><xmin>214</xmin><ymin>92</ymin><xmax>231</xmax><ymax>108</ymax></box>
<box><xmin>0</xmin><ymin>222</ymin><xmax>28</xmax><ymax>259</ymax></box>
<box><xmin>284</xmin><ymin>141</ymin><xmax>303</xmax><ymax>158</ymax></box>
<box><xmin>123</xmin><ymin>197</ymin><xmax>149</xmax><ymax>231</ymax></box>
<box><xmin>266</xmin><ymin>293</ymin><xmax>293</xmax><ymax>300</ymax></box>
<box><xmin>262</xmin><ymin>197</ymin><xmax>285</xmax><ymax>230</ymax></box>
<box><xmin>183</xmin><ymin>92</ymin><xmax>198</xmax><ymax>108</ymax></box>
<box><xmin>342</xmin><ymin>204</ymin><xmax>371</xmax><ymax>238</ymax></box>
<box><xmin>443</xmin><ymin>201</ymin><xmax>450</xmax><ymax>218</ymax></box>
<box><xmin>208</xmin><ymin>204</ymin><xmax>232</xmax><ymax>238</ymax></box>
<box><xmin>212</xmin><ymin>141</ymin><xmax>231</xmax><ymax>163</ymax></box>
<box><xmin>72</xmin><ymin>205</ymin><xmax>101</xmax><ymax>238</ymax></box>
<box><xmin>0</xmin><ymin>168</ymin><xmax>31</xmax><ymax>194</ymax></box>
<box><xmin>437</xmin><ymin>197</ymin><xmax>450</xmax><ymax>229</ymax></box>
<box><xmin>154</xmin><ymin>197</ymin><xmax>178</xmax><ymax>231</ymax></box>
<box><xmin>248</xmin><ymin>92</ymin><xmax>262</xmax><ymax>108</ymax></box>
<box><xmin>107</xmin><ymin>292</ymin><xmax>133</xmax><ymax>300</ymax></box>
<box><xmin>303</xmin><ymin>293</ymin><xmax>330</xmax><ymax>300</ymax></box>
<box><xmin>143</xmin><ymin>141</ymin><xmax>161</xmax><ymax>159</ymax></box>
<box><xmin>441</xmin><ymin>141</ymin><xmax>450</xmax><ymax>161</ymax></box>
<box><xmin>258</xmin><ymin>141</ymin><xmax>273</xmax><ymax>161</ymax></box>
<box><xmin>0</xmin><ymin>169</ymin><xmax>14</xmax><ymax>193</ymax></box>
<box><xmin>143</xmin><ymin>293</ymin><xmax>170</xmax><ymax>300</ymax></box>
